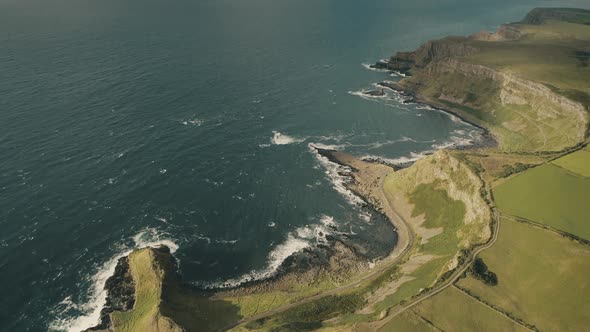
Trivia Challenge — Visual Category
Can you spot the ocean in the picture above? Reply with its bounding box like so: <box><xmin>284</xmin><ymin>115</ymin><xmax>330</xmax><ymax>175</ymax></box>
<box><xmin>1</xmin><ymin>0</ymin><xmax>588</xmax><ymax>330</ymax></box>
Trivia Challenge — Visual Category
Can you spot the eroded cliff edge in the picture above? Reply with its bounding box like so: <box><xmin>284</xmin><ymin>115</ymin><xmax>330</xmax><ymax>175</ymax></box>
<box><xmin>375</xmin><ymin>8</ymin><xmax>590</xmax><ymax>153</ymax></box>
<box><xmin>86</xmin><ymin>7</ymin><xmax>590</xmax><ymax>332</ymax></box>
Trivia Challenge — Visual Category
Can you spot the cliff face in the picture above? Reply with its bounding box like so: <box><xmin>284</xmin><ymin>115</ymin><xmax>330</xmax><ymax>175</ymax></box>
<box><xmin>382</xmin><ymin>11</ymin><xmax>590</xmax><ymax>153</ymax></box>
<box><xmin>385</xmin><ymin>150</ymin><xmax>491</xmax><ymax>248</ymax></box>
<box><xmin>401</xmin><ymin>58</ymin><xmax>587</xmax><ymax>152</ymax></box>
<box><xmin>85</xmin><ymin>257</ymin><xmax>136</xmax><ymax>331</ymax></box>
<box><xmin>385</xmin><ymin>37</ymin><xmax>478</xmax><ymax>73</ymax></box>
<box><xmin>470</xmin><ymin>25</ymin><xmax>523</xmax><ymax>41</ymax></box>
<box><xmin>425</xmin><ymin>59</ymin><xmax>586</xmax><ymax>117</ymax></box>
<box><xmin>87</xmin><ymin>246</ymin><xmax>185</xmax><ymax>332</ymax></box>
<box><xmin>522</xmin><ymin>7</ymin><xmax>590</xmax><ymax>25</ymax></box>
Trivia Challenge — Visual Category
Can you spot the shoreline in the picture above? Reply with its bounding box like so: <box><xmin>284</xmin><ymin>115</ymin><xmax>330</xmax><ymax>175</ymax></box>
<box><xmin>81</xmin><ymin>63</ymin><xmax>500</xmax><ymax>331</ymax></box>
<box><xmin>376</xmin><ymin>80</ymin><xmax>498</xmax><ymax>151</ymax></box>
<box><xmin>77</xmin><ymin>8</ymin><xmax>590</xmax><ymax>331</ymax></box>
<box><xmin>313</xmin><ymin>148</ymin><xmax>411</xmax><ymax>265</ymax></box>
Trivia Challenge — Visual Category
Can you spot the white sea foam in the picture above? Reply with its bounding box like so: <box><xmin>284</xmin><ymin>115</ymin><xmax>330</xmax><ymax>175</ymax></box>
<box><xmin>197</xmin><ymin>214</ymin><xmax>338</xmax><ymax>289</ymax></box>
<box><xmin>362</xmin><ymin>150</ymin><xmax>434</xmax><ymax>167</ymax></box>
<box><xmin>361</xmin><ymin>62</ymin><xmax>389</xmax><ymax>72</ymax></box>
<box><xmin>361</xmin><ymin>129</ymin><xmax>479</xmax><ymax>167</ymax></box>
<box><xmin>313</xmin><ymin>133</ymin><xmax>351</xmax><ymax>143</ymax></box>
<box><xmin>181</xmin><ymin>118</ymin><xmax>203</xmax><ymax>126</ymax></box>
<box><xmin>215</xmin><ymin>239</ymin><xmax>239</xmax><ymax>245</ymax></box>
<box><xmin>358</xmin><ymin>211</ymin><xmax>372</xmax><ymax>223</ymax></box>
<box><xmin>270</xmin><ymin>131</ymin><xmax>306</xmax><ymax>145</ymax></box>
<box><xmin>204</xmin><ymin>178</ymin><xmax>224</xmax><ymax>187</ymax></box>
<box><xmin>365</xmin><ymin>136</ymin><xmax>415</xmax><ymax>149</ymax></box>
<box><xmin>50</xmin><ymin>228</ymin><xmax>178</xmax><ymax>332</ymax></box>
<box><xmin>360</xmin><ymin>154</ymin><xmax>413</xmax><ymax>166</ymax></box>
<box><xmin>308</xmin><ymin>143</ymin><xmax>365</xmax><ymax>206</ymax></box>
<box><xmin>431</xmin><ymin>129</ymin><xmax>480</xmax><ymax>150</ymax></box>
<box><xmin>307</xmin><ymin>142</ymin><xmax>348</xmax><ymax>150</ymax></box>
<box><xmin>415</xmin><ymin>104</ymin><xmax>467</xmax><ymax>124</ymax></box>
<box><xmin>348</xmin><ymin>89</ymin><xmax>388</xmax><ymax>100</ymax></box>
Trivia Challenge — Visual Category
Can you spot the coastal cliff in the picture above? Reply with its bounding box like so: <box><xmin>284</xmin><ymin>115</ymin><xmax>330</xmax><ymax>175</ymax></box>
<box><xmin>89</xmin><ymin>7</ymin><xmax>590</xmax><ymax>332</ymax></box>
<box><xmin>378</xmin><ymin>11</ymin><xmax>590</xmax><ymax>152</ymax></box>
<box><xmin>86</xmin><ymin>246</ymin><xmax>184</xmax><ymax>332</ymax></box>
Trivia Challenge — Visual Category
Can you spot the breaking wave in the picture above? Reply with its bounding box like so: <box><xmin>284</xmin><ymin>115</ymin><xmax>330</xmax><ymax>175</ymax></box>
<box><xmin>50</xmin><ymin>228</ymin><xmax>179</xmax><ymax>332</ymax></box>
<box><xmin>361</xmin><ymin>62</ymin><xmax>389</xmax><ymax>72</ymax></box>
<box><xmin>196</xmin><ymin>214</ymin><xmax>339</xmax><ymax>289</ymax></box>
<box><xmin>270</xmin><ymin>131</ymin><xmax>307</xmax><ymax>145</ymax></box>
<box><xmin>308</xmin><ymin>143</ymin><xmax>366</xmax><ymax>206</ymax></box>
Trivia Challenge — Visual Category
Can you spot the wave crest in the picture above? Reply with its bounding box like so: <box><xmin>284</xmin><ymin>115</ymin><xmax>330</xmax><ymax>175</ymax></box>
<box><xmin>270</xmin><ymin>131</ymin><xmax>306</xmax><ymax>145</ymax></box>
<box><xmin>196</xmin><ymin>214</ymin><xmax>338</xmax><ymax>289</ymax></box>
<box><xmin>50</xmin><ymin>228</ymin><xmax>179</xmax><ymax>332</ymax></box>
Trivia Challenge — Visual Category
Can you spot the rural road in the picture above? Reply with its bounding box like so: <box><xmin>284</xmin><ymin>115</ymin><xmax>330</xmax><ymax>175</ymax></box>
<box><xmin>221</xmin><ymin>173</ymin><xmax>416</xmax><ymax>331</ymax></box>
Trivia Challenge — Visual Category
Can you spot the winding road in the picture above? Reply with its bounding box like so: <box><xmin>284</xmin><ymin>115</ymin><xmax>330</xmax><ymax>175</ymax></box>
<box><xmin>221</xmin><ymin>173</ymin><xmax>416</xmax><ymax>331</ymax></box>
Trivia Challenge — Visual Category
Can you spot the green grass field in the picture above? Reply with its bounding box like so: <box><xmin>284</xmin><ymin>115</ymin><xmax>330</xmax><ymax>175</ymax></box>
<box><xmin>402</xmin><ymin>17</ymin><xmax>590</xmax><ymax>153</ymax></box>
<box><xmin>457</xmin><ymin>218</ymin><xmax>590</xmax><ymax>331</ymax></box>
<box><xmin>372</xmin><ymin>257</ymin><xmax>448</xmax><ymax>314</ymax></box>
<box><xmin>221</xmin><ymin>271</ymin><xmax>341</xmax><ymax>319</ymax></box>
<box><xmin>369</xmin><ymin>152</ymin><xmax>490</xmax><ymax>313</ymax></box>
<box><xmin>381</xmin><ymin>286</ymin><xmax>529</xmax><ymax>332</ymax></box>
<box><xmin>552</xmin><ymin>149</ymin><xmax>590</xmax><ymax>177</ymax></box>
<box><xmin>409</xmin><ymin>183</ymin><xmax>466</xmax><ymax>256</ymax></box>
<box><xmin>371</xmin><ymin>182</ymin><xmax>468</xmax><ymax>312</ymax></box>
<box><xmin>494</xmin><ymin>162</ymin><xmax>590</xmax><ymax>240</ymax></box>
<box><xmin>110</xmin><ymin>249</ymin><xmax>184</xmax><ymax>332</ymax></box>
<box><xmin>379</xmin><ymin>310</ymin><xmax>438</xmax><ymax>332</ymax></box>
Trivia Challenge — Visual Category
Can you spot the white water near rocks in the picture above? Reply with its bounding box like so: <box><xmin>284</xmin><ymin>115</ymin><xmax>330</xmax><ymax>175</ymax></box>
<box><xmin>3</xmin><ymin>0</ymin><xmax>586</xmax><ymax>330</ymax></box>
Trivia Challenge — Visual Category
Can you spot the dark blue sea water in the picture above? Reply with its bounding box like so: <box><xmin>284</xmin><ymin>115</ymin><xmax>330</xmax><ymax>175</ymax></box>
<box><xmin>1</xmin><ymin>0</ymin><xmax>588</xmax><ymax>330</ymax></box>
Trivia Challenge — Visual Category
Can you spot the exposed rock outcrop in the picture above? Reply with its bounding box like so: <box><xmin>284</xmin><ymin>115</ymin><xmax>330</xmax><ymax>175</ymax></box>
<box><xmin>381</xmin><ymin>37</ymin><xmax>478</xmax><ymax>74</ymax></box>
<box><xmin>470</xmin><ymin>24</ymin><xmax>523</xmax><ymax>41</ymax></box>
<box><xmin>85</xmin><ymin>257</ymin><xmax>135</xmax><ymax>332</ymax></box>
<box><xmin>382</xmin><ymin>12</ymin><xmax>590</xmax><ymax>152</ymax></box>
<box><xmin>522</xmin><ymin>7</ymin><xmax>590</xmax><ymax>25</ymax></box>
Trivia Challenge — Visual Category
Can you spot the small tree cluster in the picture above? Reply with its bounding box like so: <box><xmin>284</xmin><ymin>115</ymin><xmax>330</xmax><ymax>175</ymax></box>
<box><xmin>471</xmin><ymin>257</ymin><xmax>498</xmax><ymax>286</ymax></box>
<box><xmin>497</xmin><ymin>162</ymin><xmax>531</xmax><ymax>178</ymax></box>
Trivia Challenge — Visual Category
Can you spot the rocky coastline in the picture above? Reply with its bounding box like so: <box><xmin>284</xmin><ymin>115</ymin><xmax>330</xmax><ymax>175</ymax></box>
<box><xmin>85</xmin><ymin>256</ymin><xmax>135</xmax><ymax>332</ymax></box>
<box><xmin>375</xmin><ymin>79</ymin><xmax>497</xmax><ymax>151</ymax></box>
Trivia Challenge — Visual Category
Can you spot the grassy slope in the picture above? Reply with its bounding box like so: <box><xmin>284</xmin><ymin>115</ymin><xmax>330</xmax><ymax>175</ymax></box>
<box><xmin>222</xmin><ymin>272</ymin><xmax>340</xmax><ymax>319</ymax></box>
<box><xmin>383</xmin><ymin>150</ymin><xmax>490</xmax><ymax>248</ymax></box>
<box><xmin>376</xmin><ymin>11</ymin><xmax>590</xmax><ymax>332</ymax></box>
<box><xmin>494</xmin><ymin>162</ymin><xmax>590</xmax><ymax>240</ymax></box>
<box><xmin>107</xmin><ymin>248</ymin><xmax>242</xmax><ymax>332</ymax></box>
<box><xmin>552</xmin><ymin>148</ymin><xmax>590</xmax><ymax>177</ymax></box>
<box><xmin>381</xmin><ymin>287</ymin><xmax>529</xmax><ymax>332</ymax></box>
<box><xmin>457</xmin><ymin>218</ymin><xmax>590</xmax><ymax>331</ymax></box>
<box><xmin>111</xmin><ymin>10</ymin><xmax>590</xmax><ymax>332</ymax></box>
<box><xmin>368</xmin><ymin>181</ymin><xmax>471</xmax><ymax>313</ymax></box>
<box><xmin>368</xmin><ymin>151</ymin><xmax>489</xmax><ymax>312</ymax></box>
<box><xmin>410</xmin><ymin>184</ymin><xmax>466</xmax><ymax>256</ymax></box>
<box><xmin>371</xmin><ymin>257</ymin><xmax>448</xmax><ymax>314</ymax></box>
<box><xmin>233</xmin><ymin>151</ymin><xmax>489</xmax><ymax>331</ymax></box>
<box><xmin>402</xmin><ymin>19</ymin><xmax>590</xmax><ymax>152</ymax></box>
<box><xmin>109</xmin><ymin>249</ymin><xmax>183</xmax><ymax>332</ymax></box>
<box><xmin>470</xmin><ymin>21</ymin><xmax>590</xmax><ymax>94</ymax></box>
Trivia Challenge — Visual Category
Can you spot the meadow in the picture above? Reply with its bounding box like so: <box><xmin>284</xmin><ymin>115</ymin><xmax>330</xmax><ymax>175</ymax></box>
<box><xmin>457</xmin><ymin>218</ymin><xmax>590</xmax><ymax>331</ymax></box>
<box><xmin>381</xmin><ymin>286</ymin><xmax>528</xmax><ymax>332</ymax></box>
<box><xmin>493</xmin><ymin>162</ymin><xmax>590</xmax><ymax>240</ymax></box>
<box><xmin>110</xmin><ymin>249</ymin><xmax>185</xmax><ymax>332</ymax></box>
<box><xmin>552</xmin><ymin>148</ymin><xmax>590</xmax><ymax>177</ymax></box>
<box><xmin>402</xmin><ymin>17</ymin><xmax>590</xmax><ymax>153</ymax></box>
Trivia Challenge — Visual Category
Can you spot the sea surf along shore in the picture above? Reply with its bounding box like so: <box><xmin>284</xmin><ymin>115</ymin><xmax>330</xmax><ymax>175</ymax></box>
<box><xmin>64</xmin><ymin>6</ymin><xmax>590</xmax><ymax>332</ymax></box>
<box><xmin>81</xmin><ymin>28</ymin><xmax>494</xmax><ymax>332</ymax></box>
